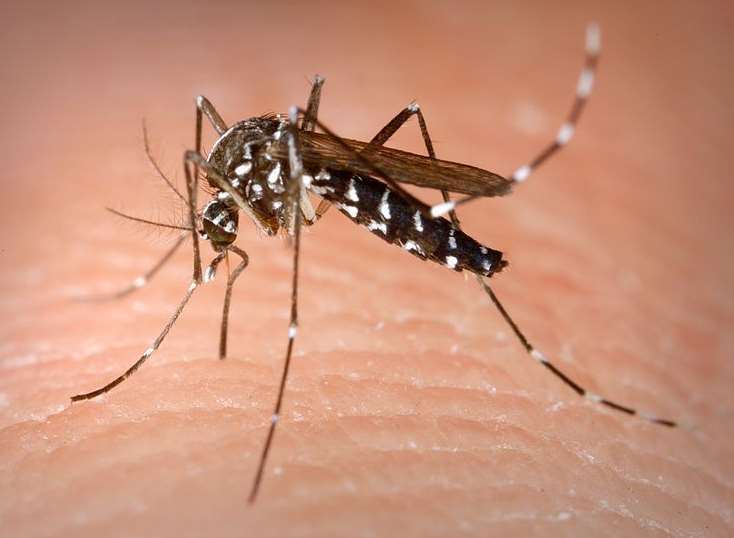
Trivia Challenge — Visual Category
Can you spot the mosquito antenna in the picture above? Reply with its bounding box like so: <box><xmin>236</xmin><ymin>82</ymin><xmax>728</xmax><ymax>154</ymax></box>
<box><xmin>106</xmin><ymin>207</ymin><xmax>193</xmax><ymax>231</ymax></box>
<box><xmin>142</xmin><ymin>119</ymin><xmax>188</xmax><ymax>204</ymax></box>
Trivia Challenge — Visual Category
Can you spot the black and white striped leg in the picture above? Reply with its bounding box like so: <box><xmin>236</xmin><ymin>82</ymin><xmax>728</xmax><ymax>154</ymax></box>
<box><xmin>71</xmin><ymin>131</ymin><xmax>220</xmax><ymax>402</ymax></box>
<box><xmin>248</xmin><ymin>107</ymin><xmax>305</xmax><ymax>504</ymax></box>
<box><xmin>70</xmin><ymin>251</ymin><xmax>225</xmax><ymax>401</ymax></box>
<box><xmin>371</xmin><ymin>81</ymin><xmax>676</xmax><ymax>428</ymax></box>
<box><xmin>217</xmin><ymin>245</ymin><xmax>250</xmax><ymax>360</ymax></box>
<box><xmin>475</xmin><ymin>278</ymin><xmax>677</xmax><ymax>427</ymax></box>
<box><xmin>70</xmin><ymin>279</ymin><xmax>200</xmax><ymax>401</ymax></box>
<box><xmin>82</xmin><ymin>232</ymin><xmax>188</xmax><ymax>302</ymax></box>
<box><xmin>431</xmin><ymin>23</ymin><xmax>601</xmax><ymax>218</ymax></box>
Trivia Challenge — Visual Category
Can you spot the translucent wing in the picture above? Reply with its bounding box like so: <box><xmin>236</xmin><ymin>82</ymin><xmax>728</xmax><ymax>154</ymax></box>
<box><xmin>274</xmin><ymin>131</ymin><xmax>513</xmax><ymax>197</ymax></box>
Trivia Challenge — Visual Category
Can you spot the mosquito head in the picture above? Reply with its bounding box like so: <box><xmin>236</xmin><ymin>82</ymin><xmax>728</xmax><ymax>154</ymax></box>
<box><xmin>202</xmin><ymin>198</ymin><xmax>239</xmax><ymax>251</ymax></box>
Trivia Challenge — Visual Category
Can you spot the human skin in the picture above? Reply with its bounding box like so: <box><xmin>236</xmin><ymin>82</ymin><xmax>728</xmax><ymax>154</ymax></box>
<box><xmin>1</xmin><ymin>1</ymin><xmax>732</xmax><ymax>537</ymax></box>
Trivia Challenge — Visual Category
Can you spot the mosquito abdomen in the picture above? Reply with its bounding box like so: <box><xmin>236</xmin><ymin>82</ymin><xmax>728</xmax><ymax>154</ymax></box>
<box><xmin>311</xmin><ymin>170</ymin><xmax>505</xmax><ymax>277</ymax></box>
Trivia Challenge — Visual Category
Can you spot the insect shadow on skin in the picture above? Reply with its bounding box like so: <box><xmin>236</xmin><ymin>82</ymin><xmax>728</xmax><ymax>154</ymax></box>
<box><xmin>71</xmin><ymin>23</ymin><xmax>678</xmax><ymax>504</ymax></box>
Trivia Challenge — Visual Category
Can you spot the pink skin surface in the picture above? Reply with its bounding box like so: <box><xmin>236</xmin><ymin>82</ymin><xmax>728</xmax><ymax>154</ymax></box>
<box><xmin>1</xmin><ymin>2</ymin><xmax>733</xmax><ymax>536</ymax></box>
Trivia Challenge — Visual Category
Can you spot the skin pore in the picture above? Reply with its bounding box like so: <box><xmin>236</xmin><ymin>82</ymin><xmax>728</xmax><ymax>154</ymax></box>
<box><xmin>1</xmin><ymin>2</ymin><xmax>732</xmax><ymax>536</ymax></box>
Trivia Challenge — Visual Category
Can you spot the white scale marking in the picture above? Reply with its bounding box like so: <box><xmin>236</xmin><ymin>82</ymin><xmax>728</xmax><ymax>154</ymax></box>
<box><xmin>413</xmin><ymin>211</ymin><xmax>424</xmax><ymax>232</ymax></box>
<box><xmin>212</xmin><ymin>212</ymin><xmax>227</xmax><ymax>225</ymax></box>
<box><xmin>316</xmin><ymin>169</ymin><xmax>331</xmax><ymax>181</ymax></box>
<box><xmin>576</xmin><ymin>68</ymin><xmax>595</xmax><ymax>98</ymax></box>
<box><xmin>445</xmin><ymin>256</ymin><xmax>458</xmax><ymax>269</ymax></box>
<box><xmin>448</xmin><ymin>228</ymin><xmax>457</xmax><ymax>250</ymax></box>
<box><xmin>345</xmin><ymin>178</ymin><xmax>359</xmax><ymax>202</ymax></box>
<box><xmin>585</xmin><ymin>392</ymin><xmax>602</xmax><ymax>403</ymax></box>
<box><xmin>430</xmin><ymin>200</ymin><xmax>455</xmax><ymax>218</ymax></box>
<box><xmin>408</xmin><ymin>101</ymin><xmax>420</xmax><ymax>112</ymax></box>
<box><xmin>272</xmin><ymin>201</ymin><xmax>283</xmax><ymax>210</ymax></box>
<box><xmin>235</xmin><ymin>162</ymin><xmax>252</xmax><ymax>177</ymax></box>
<box><xmin>512</xmin><ymin>164</ymin><xmax>532</xmax><ymax>182</ymax></box>
<box><xmin>288</xmin><ymin>324</ymin><xmax>297</xmax><ymax>339</ymax></box>
<box><xmin>402</xmin><ymin>240</ymin><xmax>423</xmax><ymax>254</ymax></box>
<box><xmin>267</xmin><ymin>162</ymin><xmax>282</xmax><ymax>184</ymax></box>
<box><xmin>556</xmin><ymin>123</ymin><xmax>575</xmax><ymax>145</ymax></box>
<box><xmin>204</xmin><ymin>265</ymin><xmax>216</xmax><ymax>283</ymax></box>
<box><xmin>310</xmin><ymin>185</ymin><xmax>334</xmax><ymax>195</ymax></box>
<box><xmin>367</xmin><ymin>220</ymin><xmax>387</xmax><ymax>235</ymax></box>
<box><xmin>132</xmin><ymin>276</ymin><xmax>146</xmax><ymax>288</ymax></box>
<box><xmin>586</xmin><ymin>23</ymin><xmax>601</xmax><ymax>55</ymax></box>
<box><xmin>379</xmin><ymin>190</ymin><xmax>391</xmax><ymax>220</ymax></box>
<box><xmin>251</xmin><ymin>183</ymin><xmax>263</xmax><ymax>194</ymax></box>
<box><xmin>530</xmin><ymin>349</ymin><xmax>548</xmax><ymax>363</ymax></box>
<box><xmin>481</xmin><ymin>259</ymin><xmax>493</xmax><ymax>273</ymax></box>
<box><xmin>337</xmin><ymin>203</ymin><xmax>358</xmax><ymax>218</ymax></box>
<box><xmin>143</xmin><ymin>347</ymin><xmax>155</xmax><ymax>358</ymax></box>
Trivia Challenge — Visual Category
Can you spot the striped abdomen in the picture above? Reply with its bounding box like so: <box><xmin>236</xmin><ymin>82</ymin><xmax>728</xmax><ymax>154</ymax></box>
<box><xmin>310</xmin><ymin>171</ymin><xmax>505</xmax><ymax>277</ymax></box>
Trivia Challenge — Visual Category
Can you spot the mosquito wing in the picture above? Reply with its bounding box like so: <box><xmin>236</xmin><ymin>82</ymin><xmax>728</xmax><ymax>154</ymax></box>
<box><xmin>276</xmin><ymin>131</ymin><xmax>513</xmax><ymax>197</ymax></box>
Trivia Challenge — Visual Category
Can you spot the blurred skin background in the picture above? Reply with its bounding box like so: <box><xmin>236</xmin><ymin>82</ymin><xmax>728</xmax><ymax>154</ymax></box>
<box><xmin>1</xmin><ymin>1</ymin><xmax>732</xmax><ymax>537</ymax></box>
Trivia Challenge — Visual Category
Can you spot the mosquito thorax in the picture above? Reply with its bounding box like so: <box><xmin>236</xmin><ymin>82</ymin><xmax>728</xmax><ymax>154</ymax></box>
<box><xmin>206</xmin><ymin>115</ymin><xmax>291</xmax><ymax>235</ymax></box>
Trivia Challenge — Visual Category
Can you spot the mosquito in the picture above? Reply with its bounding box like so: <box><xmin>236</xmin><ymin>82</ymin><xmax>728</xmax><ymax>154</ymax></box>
<box><xmin>71</xmin><ymin>24</ymin><xmax>677</xmax><ymax>503</ymax></box>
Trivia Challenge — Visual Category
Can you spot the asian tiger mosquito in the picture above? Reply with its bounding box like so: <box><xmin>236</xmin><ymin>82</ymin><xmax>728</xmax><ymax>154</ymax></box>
<box><xmin>71</xmin><ymin>24</ymin><xmax>678</xmax><ymax>503</ymax></box>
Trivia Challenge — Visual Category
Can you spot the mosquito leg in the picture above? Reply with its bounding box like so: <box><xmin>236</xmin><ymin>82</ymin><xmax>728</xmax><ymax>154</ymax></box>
<box><xmin>369</xmin><ymin>65</ymin><xmax>675</xmax><ymax>427</ymax></box>
<box><xmin>367</xmin><ymin>101</ymin><xmax>462</xmax><ymax>225</ymax></box>
<box><xmin>314</xmin><ymin>199</ymin><xmax>332</xmax><ymax>219</ymax></box>
<box><xmin>301</xmin><ymin>75</ymin><xmax>325</xmax><ymax>133</ymax></box>
<box><xmin>430</xmin><ymin>23</ymin><xmax>602</xmax><ymax>217</ymax></box>
<box><xmin>293</xmin><ymin>107</ymin><xmax>431</xmax><ymax>214</ymax></box>
<box><xmin>299</xmin><ymin>76</ymin><xmax>323</xmax><ymax>224</ymax></box>
<box><xmin>506</xmin><ymin>24</ymin><xmax>600</xmax><ymax>184</ymax></box>
<box><xmin>186</xmin><ymin>97</ymin><xmax>227</xmax><ymax>283</ymax></box>
<box><xmin>195</xmin><ymin>95</ymin><xmax>228</xmax><ymax>136</ymax></box>
<box><xmin>299</xmin><ymin>76</ymin><xmax>333</xmax><ymax>225</ymax></box>
<box><xmin>475</xmin><ymin>278</ymin><xmax>677</xmax><ymax>427</ymax></box>
<box><xmin>218</xmin><ymin>245</ymin><xmax>250</xmax><ymax>360</ymax></box>
<box><xmin>248</xmin><ymin>106</ymin><xmax>304</xmax><ymax>504</ymax></box>
<box><xmin>183</xmin><ymin>154</ymin><xmax>203</xmax><ymax>283</ymax></box>
<box><xmin>72</xmin><ymin>136</ymin><xmax>213</xmax><ymax>400</ymax></box>
<box><xmin>70</xmin><ymin>278</ymin><xmax>201</xmax><ymax>401</ymax></box>
<box><xmin>81</xmin><ymin>232</ymin><xmax>188</xmax><ymax>302</ymax></box>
